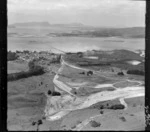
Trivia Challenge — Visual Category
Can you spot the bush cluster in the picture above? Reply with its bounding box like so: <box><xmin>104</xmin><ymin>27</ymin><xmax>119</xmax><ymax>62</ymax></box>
<box><xmin>8</xmin><ymin>67</ymin><xmax>45</xmax><ymax>81</ymax></box>
<box><xmin>90</xmin><ymin>120</ymin><xmax>101</xmax><ymax>127</ymax></box>
<box><xmin>127</xmin><ymin>70</ymin><xmax>145</xmax><ymax>76</ymax></box>
<box><xmin>117</xmin><ymin>72</ymin><xmax>124</xmax><ymax>76</ymax></box>
<box><xmin>109</xmin><ymin>104</ymin><xmax>125</xmax><ymax>110</ymax></box>
<box><xmin>8</xmin><ymin>59</ymin><xmax>45</xmax><ymax>81</ymax></box>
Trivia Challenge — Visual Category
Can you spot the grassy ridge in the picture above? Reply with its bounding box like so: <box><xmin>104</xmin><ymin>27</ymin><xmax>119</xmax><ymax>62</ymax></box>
<box><xmin>64</xmin><ymin>50</ymin><xmax>144</xmax><ymax>71</ymax></box>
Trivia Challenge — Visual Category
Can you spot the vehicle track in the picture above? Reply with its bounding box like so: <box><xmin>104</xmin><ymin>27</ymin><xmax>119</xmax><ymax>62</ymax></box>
<box><xmin>45</xmin><ymin>56</ymin><xmax>144</xmax><ymax>125</ymax></box>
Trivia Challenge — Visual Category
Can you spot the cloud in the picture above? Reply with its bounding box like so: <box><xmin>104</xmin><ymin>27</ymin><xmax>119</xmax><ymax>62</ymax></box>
<box><xmin>8</xmin><ymin>0</ymin><xmax>145</xmax><ymax>11</ymax></box>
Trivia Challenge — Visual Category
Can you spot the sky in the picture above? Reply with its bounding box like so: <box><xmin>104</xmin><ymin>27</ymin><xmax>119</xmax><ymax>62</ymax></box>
<box><xmin>8</xmin><ymin>0</ymin><xmax>145</xmax><ymax>27</ymax></box>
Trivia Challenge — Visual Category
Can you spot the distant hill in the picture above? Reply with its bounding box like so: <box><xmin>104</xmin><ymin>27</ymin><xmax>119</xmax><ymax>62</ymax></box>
<box><xmin>58</xmin><ymin>27</ymin><xmax>145</xmax><ymax>38</ymax></box>
<box><xmin>109</xmin><ymin>27</ymin><xmax>145</xmax><ymax>38</ymax></box>
<box><xmin>9</xmin><ymin>22</ymin><xmax>85</xmax><ymax>28</ymax></box>
<box><xmin>51</xmin><ymin>23</ymin><xmax>85</xmax><ymax>27</ymax></box>
<box><xmin>8</xmin><ymin>22</ymin><xmax>145</xmax><ymax>38</ymax></box>
<box><xmin>10</xmin><ymin>22</ymin><xmax>51</xmax><ymax>27</ymax></box>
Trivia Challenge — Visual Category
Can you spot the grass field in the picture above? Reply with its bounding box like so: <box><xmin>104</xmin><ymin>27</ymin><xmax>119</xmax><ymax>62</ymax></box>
<box><xmin>58</xmin><ymin>64</ymin><xmax>118</xmax><ymax>84</ymax></box>
<box><xmin>7</xmin><ymin>50</ymin><xmax>144</xmax><ymax>130</ymax></box>
<box><xmin>58</xmin><ymin>96</ymin><xmax>144</xmax><ymax>131</ymax></box>
<box><xmin>71</xmin><ymin>87</ymin><xmax>115</xmax><ymax>96</ymax></box>
<box><xmin>113</xmin><ymin>81</ymin><xmax>140</xmax><ymax>88</ymax></box>
<box><xmin>7</xmin><ymin>70</ymin><xmax>57</xmax><ymax>130</ymax></box>
<box><xmin>8</xmin><ymin>61</ymin><xmax>29</xmax><ymax>74</ymax></box>
<box><xmin>64</xmin><ymin>50</ymin><xmax>144</xmax><ymax>72</ymax></box>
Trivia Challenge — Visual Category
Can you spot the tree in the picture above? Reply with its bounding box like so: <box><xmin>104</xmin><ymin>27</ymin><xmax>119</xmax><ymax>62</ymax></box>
<box><xmin>117</xmin><ymin>72</ymin><xmax>124</xmax><ymax>76</ymax></box>
<box><xmin>87</xmin><ymin>71</ymin><xmax>93</xmax><ymax>76</ymax></box>
<box><xmin>77</xmin><ymin>52</ymin><xmax>83</xmax><ymax>58</ymax></box>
